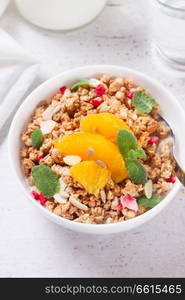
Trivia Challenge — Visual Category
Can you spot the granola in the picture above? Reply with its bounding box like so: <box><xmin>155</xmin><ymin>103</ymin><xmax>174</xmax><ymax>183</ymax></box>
<box><xmin>20</xmin><ymin>75</ymin><xmax>175</xmax><ymax>224</ymax></box>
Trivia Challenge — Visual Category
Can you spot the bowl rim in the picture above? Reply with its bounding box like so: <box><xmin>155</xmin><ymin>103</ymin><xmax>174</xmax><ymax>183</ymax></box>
<box><xmin>8</xmin><ymin>64</ymin><xmax>182</xmax><ymax>233</ymax></box>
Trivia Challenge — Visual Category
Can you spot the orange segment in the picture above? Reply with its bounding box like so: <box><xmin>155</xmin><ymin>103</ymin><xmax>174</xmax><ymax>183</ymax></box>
<box><xmin>54</xmin><ymin>132</ymin><xmax>128</xmax><ymax>183</ymax></box>
<box><xmin>80</xmin><ymin>112</ymin><xmax>131</xmax><ymax>142</ymax></box>
<box><xmin>71</xmin><ymin>161</ymin><xmax>110</xmax><ymax>195</ymax></box>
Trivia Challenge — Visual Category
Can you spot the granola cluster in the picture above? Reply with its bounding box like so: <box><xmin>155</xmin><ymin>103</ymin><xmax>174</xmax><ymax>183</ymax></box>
<box><xmin>20</xmin><ymin>74</ymin><xmax>175</xmax><ymax>224</ymax></box>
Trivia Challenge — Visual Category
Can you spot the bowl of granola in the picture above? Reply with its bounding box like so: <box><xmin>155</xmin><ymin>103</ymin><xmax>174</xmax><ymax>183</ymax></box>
<box><xmin>8</xmin><ymin>65</ymin><xmax>184</xmax><ymax>234</ymax></box>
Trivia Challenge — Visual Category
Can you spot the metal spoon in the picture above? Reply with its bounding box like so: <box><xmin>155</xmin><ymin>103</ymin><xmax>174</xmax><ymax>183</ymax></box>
<box><xmin>159</xmin><ymin>115</ymin><xmax>185</xmax><ymax>186</ymax></box>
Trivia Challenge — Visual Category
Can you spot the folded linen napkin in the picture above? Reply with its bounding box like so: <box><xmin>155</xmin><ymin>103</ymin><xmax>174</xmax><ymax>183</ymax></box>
<box><xmin>0</xmin><ymin>28</ymin><xmax>39</xmax><ymax>133</ymax></box>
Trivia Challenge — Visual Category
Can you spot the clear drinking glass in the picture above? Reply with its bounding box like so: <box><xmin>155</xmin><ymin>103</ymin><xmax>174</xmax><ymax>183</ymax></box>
<box><xmin>152</xmin><ymin>0</ymin><xmax>185</xmax><ymax>70</ymax></box>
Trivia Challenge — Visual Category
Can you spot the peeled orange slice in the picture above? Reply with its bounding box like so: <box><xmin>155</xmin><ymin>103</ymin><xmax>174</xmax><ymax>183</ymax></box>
<box><xmin>54</xmin><ymin>132</ymin><xmax>128</xmax><ymax>183</ymax></box>
<box><xmin>71</xmin><ymin>161</ymin><xmax>110</xmax><ymax>194</ymax></box>
<box><xmin>80</xmin><ymin>112</ymin><xmax>131</xmax><ymax>142</ymax></box>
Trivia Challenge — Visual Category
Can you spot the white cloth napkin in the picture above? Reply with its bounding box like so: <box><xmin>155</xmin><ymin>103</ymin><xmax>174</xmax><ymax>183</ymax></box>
<box><xmin>0</xmin><ymin>29</ymin><xmax>39</xmax><ymax>131</ymax></box>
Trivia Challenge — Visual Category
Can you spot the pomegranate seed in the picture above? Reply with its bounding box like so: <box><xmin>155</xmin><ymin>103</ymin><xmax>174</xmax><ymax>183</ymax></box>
<box><xmin>148</xmin><ymin>136</ymin><xmax>159</xmax><ymax>144</ymax></box>
<box><xmin>31</xmin><ymin>191</ymin><xmax>40</xmax><ymax>200</ymax></box>
<box><xmin>59</xmin><ymin>86</ymin><xmax>67</xmax><ymax>94</ymax></box>
<box><xmin>37</xmin><ymin>155</ymin><xmax>43</xmax><ymax>161</ymax></box>
<box><xmin>127</xmin><ymin>90</ymin><xmax>134</xmax><ymax>99</ymax></box>
<box><xmin>96</xmin><ymin>84</ymin><xmax>106</xmax><ymax>96</ymax></box>
<box><xmin>92</xmin><ymin>97</ymin><xmax>104</xmax><ymax>108</ymax></box>
<box><xmin>39</xmin><ymin>193</ymin><xmax>47</xmax><ymax>206</ymax></box>
<box><xmin>165</xmin><ymin>176</ymin><xmax>176</xmax><ymax>183</ymax></box>
<box><xmin>116</xmin><ymin>202</ymin><xmax>123</xmax><ymax>211</ymax></box>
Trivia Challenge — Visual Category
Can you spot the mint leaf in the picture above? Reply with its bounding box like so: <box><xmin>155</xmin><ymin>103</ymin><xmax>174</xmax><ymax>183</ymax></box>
<box><xmin>71</xmin><ymin>79</ymin><xmax>101</xmax><ymax>90</ymax></box>
<box><xmin>116</xmin><ymin>129</ymin><xmax>137</xmax><ymax>158</ymax></box>
<box><xmin>137</xmin><ymin>194</ymin><xmax>161</xmax><ymax>208</ymax></box>
<box><xmin>31</xmin><ymin>129</ymin><xmax>43</xmax><ymax>149</ymax></box>
<box><xmin>134</xmin><ymin>148</ymin><xmax>146</xmax><ymax>158</ymax></box>
<box><xmin>32</xmin><ymin>165</ymin><xmax>60</xmax><ymax>198</ymax></box>
<box><xmin>126</xmin><ymin>159</ymin><xmax>147</xmax><ymax>184</ymax></box>
<box><xmin>133</xmin><ymin>91</ymin><xmax>156</xmax><ymax>114</ymax></box>
<box><xmin>128</xmin><ymin>148</ymin><xmax>146</xmax><ymax>160</ymax></box>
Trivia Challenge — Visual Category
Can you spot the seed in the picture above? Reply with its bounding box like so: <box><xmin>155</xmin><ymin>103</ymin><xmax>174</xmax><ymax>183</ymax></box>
<box><xmin>87</xmin><ymin>147</ymin><xmax>94</xmax><ymax>157</ymax></box>
<box><xmin>63</xmin><ymin>155</ymin><xmax>81</xmax><ymax>166</ymax></box>
<box><xmin>96</xmin><ymin>160</ymin><xmax>107</xmax><ymax>168</ymax></box>
<box><xmin>144</xmin><ymin>180</ymin><xmax>153</xmax><ymax>199</ymax></box>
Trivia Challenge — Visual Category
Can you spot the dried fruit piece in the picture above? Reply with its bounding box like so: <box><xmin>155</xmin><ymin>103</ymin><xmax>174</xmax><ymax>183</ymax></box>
<box><xmin>70</xmin><ymin>161</ymin><xmax>110</xmax><ymax>195</ymax></box>
<box><xmin>59</xmin><ymin>86</ymin><xmax>67</xmax><ymax>94</ymax></box>
<box><xmin>165</xmin><ymin>176</ymin><xmax>176</xmax><ymax>183</ymax></box>
<box><xmin>31</xmin><ymin>190</ymin><xmax>40</xmax><ymax>200</ymax></box>
<box><xmin>91</xmin><ymin>97</ymin><xmax>104</xmax><ymax>108</ymax></box>
<box><xmin>63</xmin><ymin>155</ymin><xmax>82</xmax><ymax>166</ymax></box>
<box><xmin>54</xmin><ymin>132</ymin><xmax>128</xmax><ymax>183</ymax></box>
<box><xmin>148</xmin><ymin>136</ymin><xmax>159</xmax><ymax>144</ymax></box>
<box><xmin>96</xmin><ymin>84</ymin><xmax>106</xmax><ymax>96</ymax></box>
<box><xmin>81</xmin><ymin>113</ymin><xmax>131</xmax><ymax>142</ymax></box>
<box><xmin>121</xmin><ymin>194</ymin><xmax>139</xmax><ymax>212</ymax></box>
<box><xmin>39</xmin><ymin>193</ymin><xmax>48</xmax><ymax>206</ymax></box>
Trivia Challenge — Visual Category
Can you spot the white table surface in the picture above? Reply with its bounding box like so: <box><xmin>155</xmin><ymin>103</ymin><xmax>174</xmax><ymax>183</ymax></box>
<box><xmin>1</xmin><ymin>0</ymin><xmax>185</xmax><ymax>278</ymax></box>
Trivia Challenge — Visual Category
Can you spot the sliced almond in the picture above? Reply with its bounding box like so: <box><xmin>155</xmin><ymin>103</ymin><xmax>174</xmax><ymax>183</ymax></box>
<box><xmin>111</xmin><ymin>197</ymin><xmax>119</xmax><ymax>210</ymax></box>
<box><xmin>42</xmin><ymin>104</ymin><xmax>61</xmax><ymax>120</ymax></box>
<box><xmin>100</xmin><ymin>189</ymin><xmax>106</xmax><ymax>203</ymax></box>
<box><xmin>69</xmin><ymin>195</ymin><xmax>88</xmax><ymax>211</ymax></box>
<box><xmin>54</xmin><ymin>193</ymin><xmax>67</xmax><ymax>204</ymax></box>
<box><xmin>59</xmin><ymin>191</ymin><xmax>69</xmax><ymax>198</ymax></box>
<box><xmin>96</xmin><ymin>160</ymin><xmax>107</xmax><ymax>168</ymax></box>
<box><xmin>63</xmin><ymin>155</ymin><xmax>81</xmax><ymax>166</ymax></box>
<box><xmin>144</xmin><ymin>179</ymin><xmax>153</xmax><ymax>199</ymax></box>
<box><xmin>40</xmin><ymin>120</ymin><xmax>56</xmax><ymax>134</ymax></box>
<box><xmin>59</xmin><ymin>177</ymin><xmax>67</xmax><ymax>191</ymax></box>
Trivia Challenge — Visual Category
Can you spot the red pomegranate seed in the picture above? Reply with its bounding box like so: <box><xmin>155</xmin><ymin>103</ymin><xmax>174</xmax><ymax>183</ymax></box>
<box><xmin>39</xmin><ymin>193</ymin><xmax>47</xmax><ymax>206</ymax></box>
<box><xmin>148</xmin><ymin>136</ymin><xmax>159</xmax><ymax>144</ymax></box>
<box><xmin>59</xmin><ymin>86</ymin><xmax>67</xmax><ymax>94</ymax></box>
<box><xmin>31</xmin><ymin>191</ymin><xmax>40</xmax><ymax>200</ymax></box>
<box><xmin>165</xmin><ymin>176</ymin><xmax>176</xmax><ymax>183</ymax></box>
<box><xmin>96</xmin><ymin>84</ymin><xmax>106</xmax><ymax>96</ymax></box>
<box><xmin>116</xmin><ymin>202</ymin><xmax>123</xmax><ymax>211</ymax></box>
<box><xmin>92</xmin><ymin>97</ymin><xmax>104</xmax><ymax>108</ymax></box>
<box><xmin>127</xmin><ymin>90</ymin><xmax>134</xmax><ymax>99</ymax></box>
<box><xmin>37</xmin><ymin>155</ymin><xmax>43</xmax><ymax>161</ymax></box>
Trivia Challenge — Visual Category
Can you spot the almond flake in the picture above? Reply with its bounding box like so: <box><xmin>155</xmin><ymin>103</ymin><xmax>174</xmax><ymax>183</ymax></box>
<box><xmin>42</xmin><ymin>104</ymin><xmax>61</xmax><ymax>120</ymax></box>
<box><xmin>40</xmin><ymin>120</ymin><xmax>56</xmax><ymax>134</ymax></box>
<box><xmin>111</xmin><ymin>197</ymin><xmax>119</xmax><ymax>210</ymax></box>
<box><xmin>59</xmin><ymin>191</ymin><xmax>69</xmax><ymax>198</ymax></box>
<box><xmin>100</xmin><ymin>189</ymin><xmax>106</xmax><ymax>203</ymax></box>
<box><xmin>59</xmin><ymin>177</ymin><xmax>67</xmax><ymax>191</ymax></box>
<box><xmin>69</xmin><ymin>195</ymin><xmax>88</xmax><ymax>211</ymax></box>
<box><xmin>144</xmin><ymin>180</ymin><xmax>153</xmax><ymax>199</ymax></box>
<box><xmin>63</xmin><ymin>155</ymin><xmax>81</xmax><ymax>166</ymax></box>
<box><xmin>54</xmin><ymin>193</ymin><xmax>67</xmax><ymax>204</ymax></box>
<box><xmin>96</xmin><ymin>160</ymin><xmax>107</xmax><ymax>168</ymax></box>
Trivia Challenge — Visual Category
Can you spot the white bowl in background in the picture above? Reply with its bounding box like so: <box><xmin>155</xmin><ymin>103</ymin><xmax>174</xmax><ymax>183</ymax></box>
<box><xmin>8</xmin><ymin>65</ymin><xmax>184</xmax><ymax>234</ymax></box>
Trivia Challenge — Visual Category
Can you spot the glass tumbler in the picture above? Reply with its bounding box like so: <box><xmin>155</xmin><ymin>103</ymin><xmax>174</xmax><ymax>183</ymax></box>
<box><xmin>151</xmin><ymin>0</ymin><xmax>185</xmax><ymax>70</ymax></box>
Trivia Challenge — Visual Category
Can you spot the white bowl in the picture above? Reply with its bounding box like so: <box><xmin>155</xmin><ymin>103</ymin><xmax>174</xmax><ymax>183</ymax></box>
<box><xmin>8</xmin><ymin>65</ymin><xmax>184</xmax><ymax>234</ymax></box>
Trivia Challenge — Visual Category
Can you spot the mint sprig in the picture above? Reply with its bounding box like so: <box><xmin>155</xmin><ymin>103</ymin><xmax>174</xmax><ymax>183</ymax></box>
<box><xmin>133</xmin><ymin>91</ymin><xmax>156</xmax><ymax>114</ymax></box>
<box><xmin>126</xmin><ymin>159</ymin><xmax>147</xmax><ymax>184</ymax></box>
<box><xmin>32</xmin><ymin>165</ymin><xmax>60</xmax><ymax>198</ymax></box>
<box><xmin>116</xmin><ymin>129</ymin><xmax>147</xmax><ymax>184</ymax></box>
<box><xmin>128</xmin><ymin>148</ymin><xmax>146</xmax><ymax>160</ymax></box>
<box><xmin>116</xmin><ymin>129</ymin><xmax>137</xmax><ymax>158</ymax></box>
<box><xmin>31</xmin><ymin>129</ymin><xmax>43</xmax><ymax>149</ymax></box>
<box><xmin>137</xmin><ymin>194</ymin><xmax>161</xmax><ymax>208</ymax></box>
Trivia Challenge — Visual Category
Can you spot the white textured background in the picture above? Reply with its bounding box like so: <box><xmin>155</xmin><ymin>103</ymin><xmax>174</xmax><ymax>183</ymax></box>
<box><xmin>0</xmin><ymin>0</ymin><xmax>185</xmax><ymax>277</ymax></box>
